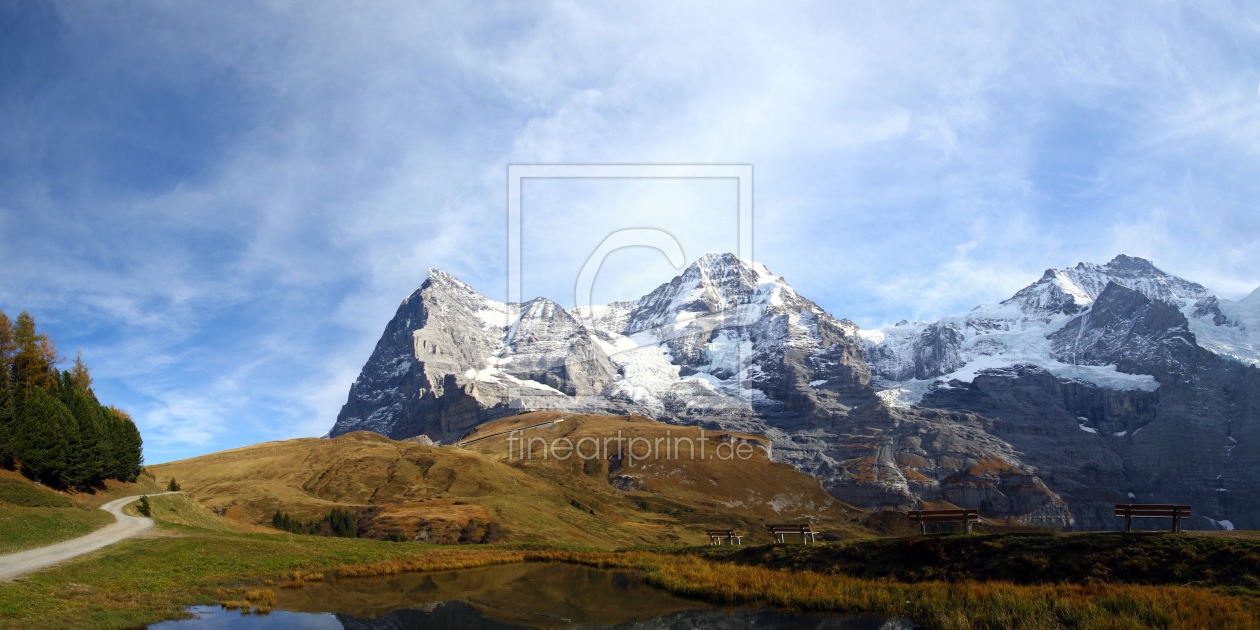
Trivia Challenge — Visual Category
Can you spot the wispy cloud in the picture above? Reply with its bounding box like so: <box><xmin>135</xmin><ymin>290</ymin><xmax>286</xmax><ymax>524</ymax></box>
<box><xmin>1</xmin><ymin>1</ymin><xmax>1257</xmax><ymax>461</ymax></box>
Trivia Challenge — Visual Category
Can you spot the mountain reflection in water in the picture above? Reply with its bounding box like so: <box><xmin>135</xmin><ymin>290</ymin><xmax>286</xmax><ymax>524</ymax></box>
<box><xmin>148</xmin><ymin>563</ymin><xmax>915</xmax><ymax>629</ymax></box>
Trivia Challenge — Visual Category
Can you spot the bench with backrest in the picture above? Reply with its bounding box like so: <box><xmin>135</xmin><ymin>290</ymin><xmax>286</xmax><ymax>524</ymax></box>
<box><xmin>765</xmin><ymin>523</ymin><xmax>817</xmax><ymax>544</ymax></box>
<box><xmin>1115</xmin><ymin>504</ymin><xmax>1191</xmax><ymax>532</ymax></box>
<box><xmin>703</xmin><ymin>529</ymin><xmax>742</xmax><ymax>545</ymax></box>
<box><xmin>907</xmin><ymin>509</ymin><xmax>979</xmax><ymax>535</ymax></box>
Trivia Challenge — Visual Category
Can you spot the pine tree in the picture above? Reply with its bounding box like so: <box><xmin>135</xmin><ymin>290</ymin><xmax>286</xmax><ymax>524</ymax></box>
<box><xmin>167</xmin><ymin>477</ymin><xmax>180</xmax><ymax>492</ymax></box>
<box><xmin>0</xmin><ymin>310</ymin><xmax>14</xmax><ymax>373</ymax></box>
<box><xmin>53</xmin><ymin>396</ymin><xmax>85</xmax><ymax>488</ymax></box>
<box><xmin>65</xmin><ymin>388</ymin><xmax>108</xmax><ymax>487</ymax></box>
<box><xmin>0</xmin><ymin>362</ymin><xmax>14</xmax><ymax>468</ymax></box>
<box><xmin>40</xmin><ymin>333</ymin><xmax>63</xmax><ymax>375</ymax></box>
<box><xmin>101</xmin><ymin>407</ymin><xmax>143</xmax><ymax>481</ymax></box>
<box><xmin>17</xmin><ymin>387</ymin><xmax>67</xmax><ymax>485</ymax></box>
<box><xmin>328</xmin><ymin>509</ymin><xmax>357</xmax><ymax>538</ymax></box>
<box><xmin>68</xmin><ymin>350</ymin><xmax>92</xmax><ymax>392</ymax></box>
<box><xmin>10</xmin><ymin>312</ymin><xmax>57</xmax><ymax>399</ymax></box>
<box><xmin>120</xmin><ymin>416</ymin><xmax>144</xmax><ymax>480</ymax></box>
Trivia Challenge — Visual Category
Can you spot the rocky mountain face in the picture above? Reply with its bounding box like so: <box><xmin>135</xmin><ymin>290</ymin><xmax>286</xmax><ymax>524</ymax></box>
<box><xmin>332</xmin><ymin>253</ymin><xmax>1259</xmax><ymax>531</ymax></box>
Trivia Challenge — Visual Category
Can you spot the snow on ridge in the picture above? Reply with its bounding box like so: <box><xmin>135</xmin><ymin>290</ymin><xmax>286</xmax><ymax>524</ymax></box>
<box><xmin>858</xmin><ymin>255</ymin><xmax>1207</xmax><ymax>405</ymax></box>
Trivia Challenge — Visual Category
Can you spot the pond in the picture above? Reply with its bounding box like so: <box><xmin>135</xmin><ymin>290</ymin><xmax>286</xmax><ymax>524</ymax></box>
<box><xmin>147</xmin><ymin>563</ymin><xmax>916</xmax><ymax>629</ymax></box>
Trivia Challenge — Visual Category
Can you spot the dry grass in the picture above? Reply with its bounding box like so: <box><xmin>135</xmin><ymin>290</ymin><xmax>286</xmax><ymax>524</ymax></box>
<box><xmin>291</xmin><ymin>570</ymin><xmax>324</xmax><ymax>582</ymax></box>
<box><xmin>334</xmin><ymin>548</ymin><xmax>531</xmax><ymax>578</ymax></box>
<box><xmin>148</xmin><ymin>411</ymin><xmax>867</xmax><ymax>547</ymax></box>
<box><xmin>218</xmin><ymin>600</ymin><xmax>240</xmax><ymax>610</ymax></box>
<box><xmin>279</xmin><ymin>570</ymin><xmax>325</xmax><ymax>588</ymax></box>
<box><xmin>329</xmin><ymin>549</ymin><xmax>1260</xmax><ymax>630</ymax></box>
<box><xmin>242</xmin><ymin>589</ymin><xmax>275</xmax><ymax>605</ymax></box>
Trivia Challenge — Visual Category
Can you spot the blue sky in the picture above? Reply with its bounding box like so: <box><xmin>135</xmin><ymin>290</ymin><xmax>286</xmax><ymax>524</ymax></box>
<box><xmin>2</xmin><ymin>1</ymin><xmax>1258</xmax><ymax>463</ymax></box>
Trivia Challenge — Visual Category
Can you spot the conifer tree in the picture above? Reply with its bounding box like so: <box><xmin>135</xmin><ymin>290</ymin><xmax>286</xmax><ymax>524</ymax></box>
<box><xmin>0</xmin><ymin>362</ymin><xmax>14</xmax><ymax>468</ymax></box>
<box><xmin>53</xmin><ymin>396</ymin><xmax>85</xmax><ymax>488</ymax></box>
<box><xmin>0</xmin><ymin>311</ymin><xmax>142</xmax><ymax>485</ymax></box>
<box><xmin>103</xmin><ymin>410</ymin><xmax>128</xmax><ymax>480</ymax></box>
<box><xmin>10</xmin><ymin>312</ymin><xmax>57</xmax><ymax>399</ymax></box>
<box><xmin>69</xmin><ymin>350</ymin><xmax>92</xmax><ymax>392</ymax></box>
<box><xmin>17</xmin><ymin>387</ymin><xmax>67</xmax><ymax>485</ymax></box>
<box><xmin>0</xmin><ymin>310</ymin><xmax>14</xmax><ymax>373</ymax></box>
<box><xmin>101</xmin><ymin>407</ymin><xmax>143</xmax><ymax>481</ymax></box>
<box><xmin>65</xmin><ymin>388</ymin><xmax>108</xmax><ymax>487</ymax></box>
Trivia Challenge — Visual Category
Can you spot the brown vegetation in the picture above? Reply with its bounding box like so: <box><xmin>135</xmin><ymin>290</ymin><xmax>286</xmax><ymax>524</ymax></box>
<box><xmin>242</xmin><ymin>589</ymin><xmax>275</xmax><ymax>605</ymax></box>
<box><xmin>149</xmin><ymin>411</ymin><xmax>867</xmax><ymax>547</ymax></box>
<box><xmin>329</xmin><ymin>549</ymin><xmax>1260</xmax><ymax>630</ymax></box>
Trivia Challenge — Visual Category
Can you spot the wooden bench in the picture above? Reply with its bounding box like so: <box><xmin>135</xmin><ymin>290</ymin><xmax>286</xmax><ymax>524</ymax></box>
<box><xmin>908</xmin><ymin>509</ymin><xmax>979</xmax><ymax>535</ymax></box>
<box><xmin>1115</xmin><ymin>504</ymin><xmax>1192</xmax><ymax>532</ymax></box>
<box><xmin>703</xmin><ymin>529</ymin><xmax>742</xmax><ymax>546</ymax></box>
<box><xmin>765</xmin><ymin>523</ymin><xmax>817</xmax><ymax>544</ymax></box>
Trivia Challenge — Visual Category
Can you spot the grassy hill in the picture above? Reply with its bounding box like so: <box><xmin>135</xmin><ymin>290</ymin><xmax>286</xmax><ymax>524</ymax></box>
<box><xmin>0</xmin><ymin>467</ymin><xmax>163</xmax><ymax>554</ymax></box>
<box><xmin>150</xmin><ymin>412</ymin><xmax>866</xmax><ymax>547</ymax></box>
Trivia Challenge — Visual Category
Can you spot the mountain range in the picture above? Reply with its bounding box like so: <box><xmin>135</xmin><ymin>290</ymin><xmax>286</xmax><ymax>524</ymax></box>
<box><xmin>329</xmin><ymin>253</ymin><xmax>1260</xmax><ymax>530</ymax></box>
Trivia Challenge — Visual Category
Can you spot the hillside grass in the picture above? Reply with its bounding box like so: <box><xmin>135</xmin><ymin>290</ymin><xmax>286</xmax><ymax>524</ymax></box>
<box><xmin>0</xmin><ymin>473</ymin><xmax>163</xmax><ymax>555</ymax></box>
<box><xmin>148</xmin><ymin>413</ymin><xmax>867</xmax><ymax>547</ymax></box>
<box><xmin>0</xmin><ymin>526</ymin><xmax>511</xmax><ymax>628</ymax></box>
<box><xmin>119</xmin><ymin>493</ymin><xmax>271</xmax><ymax>534</ymax></box>
<box><xmin>0</xmin><ymin>504</ymin><xmax>115</xmax><ymax>555</ymax></box>
<box><xmin>3</xmin><ymin>495</ymin><xmax>1258</xmax><ymax>630</ymax></box>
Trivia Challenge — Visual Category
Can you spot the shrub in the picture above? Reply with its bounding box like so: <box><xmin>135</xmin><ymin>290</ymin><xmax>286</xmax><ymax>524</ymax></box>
<box><xmin>386</xmin><ymin>532</ymin><xmax>407</xmax><ymax>542</ymax></box>
<box><xmin>458</xmin><ymin>520</ymin><xmax>484</xmax><ymax>544</ymax></box>
<box><xmin>483</xmin><ymin>522</ymin><xmax>502</xmax><ymax>544</ymax></box>
<box><xmin>136</xmin><ymin>495</ymin><xmax>151</xmax><ymax>517</ymax></box>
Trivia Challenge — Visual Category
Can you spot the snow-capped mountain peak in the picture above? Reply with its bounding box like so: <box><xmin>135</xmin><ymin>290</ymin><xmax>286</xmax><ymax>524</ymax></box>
<box><xmin>333</xmin><ymin>252</ymin><xmax>1260</xmax><ymax>532</ymax></box>
<box><xmin>861</xmin><ymin>255</ymin><xmax>1257</xmax><ymax>406</ymax></box>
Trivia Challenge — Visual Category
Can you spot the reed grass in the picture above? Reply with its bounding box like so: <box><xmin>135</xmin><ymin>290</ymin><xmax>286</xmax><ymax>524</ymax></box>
<box><xmin>291</xmin><ymin>570</ymin><xmax>324</xmax><ymax>582</ymax></box>
<box><xmin>242</xmin><ymin>589</ymin><xmax>274</xmax><ymax>605</ymax></box>
<box><xmin>331</xmin><ymin>549</ymin><xmax>1260</xmax><ymax>630</ymax></box>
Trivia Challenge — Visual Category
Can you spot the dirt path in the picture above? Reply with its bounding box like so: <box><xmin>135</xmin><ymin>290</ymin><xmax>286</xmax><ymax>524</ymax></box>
<box><xmin>0</xmin><ymin>492</ymin><xmax>177</xmax><ymax>581</ymax></box>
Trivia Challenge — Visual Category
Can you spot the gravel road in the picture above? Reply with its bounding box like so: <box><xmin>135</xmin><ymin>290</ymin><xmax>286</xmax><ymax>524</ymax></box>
<box><xmin>0</xmin><ymin>492</ymin><xmax>176</xmax><ymax>581</ymax></box>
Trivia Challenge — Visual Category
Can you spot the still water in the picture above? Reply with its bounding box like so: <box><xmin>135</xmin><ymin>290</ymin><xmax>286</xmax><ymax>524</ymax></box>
<box><xmin>148</xmin><ymin>563</ymin><xmax>916</xmax><ymax>629</ymax></box>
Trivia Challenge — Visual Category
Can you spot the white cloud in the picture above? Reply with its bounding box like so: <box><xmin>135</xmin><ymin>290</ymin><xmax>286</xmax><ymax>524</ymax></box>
<box><xmin>2</xmin><ymin>1</ymin><xmax>1258</xmax><ymax>460</ymax></box>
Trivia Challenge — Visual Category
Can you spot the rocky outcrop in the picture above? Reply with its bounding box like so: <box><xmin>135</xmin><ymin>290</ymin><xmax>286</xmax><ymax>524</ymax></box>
<box><xmin>331</xmin><ymin>253</ymin><xmax>1259</xmax><ymax>530</ymax></box>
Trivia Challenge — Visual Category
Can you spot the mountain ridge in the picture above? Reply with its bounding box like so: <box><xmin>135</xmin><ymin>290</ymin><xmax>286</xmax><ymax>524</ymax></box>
<box><xmin>330</xmin><ymin>253</ymin><xmax>1260</xmax><ymax>531</ymax></box>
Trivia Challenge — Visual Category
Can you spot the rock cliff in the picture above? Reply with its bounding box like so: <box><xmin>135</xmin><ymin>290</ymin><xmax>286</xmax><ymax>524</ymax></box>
<box><xmin>331</xmin><ymin>253</ymin><xmax>1259</xmax><ymax>530</ymax></box>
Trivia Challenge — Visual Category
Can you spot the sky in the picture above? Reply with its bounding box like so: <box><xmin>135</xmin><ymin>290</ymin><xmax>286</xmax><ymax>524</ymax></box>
<box><xmin>1</xmin><ymin>1</ymin><xmax>1258</xmax><ymax>463</ymax></box>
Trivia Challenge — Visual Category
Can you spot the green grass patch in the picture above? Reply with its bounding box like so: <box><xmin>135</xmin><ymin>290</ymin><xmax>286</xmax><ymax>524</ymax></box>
<box><xmin>3</xmin><ymin>499</ymin><xmax>1258</xmax><ymax>630</ymax></box>
<box><xmin>0</xmin><ymin>504</ymin><xmax>114</xmax><ymax>555</ymax></box>
<box><xmin>0</xmin><ymin>481</ymin><xmax>74</xmax><ymax>508</ymax></box>
<box><xmin>0</xmin><ymin>527</ymin><xmax>570</xmax><ymax>629</ymax></box>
